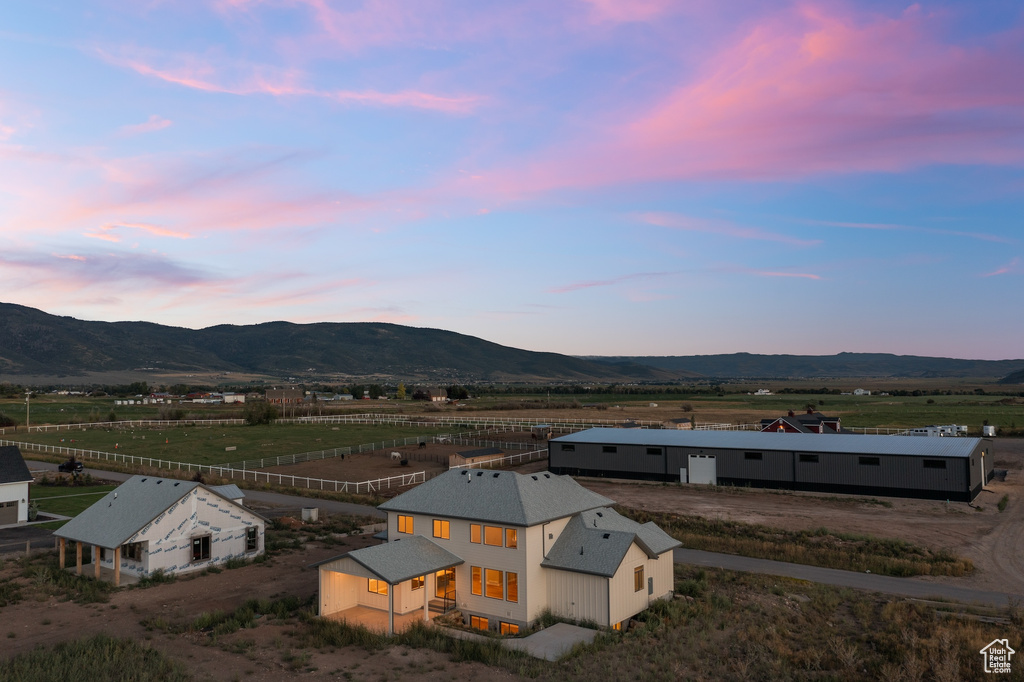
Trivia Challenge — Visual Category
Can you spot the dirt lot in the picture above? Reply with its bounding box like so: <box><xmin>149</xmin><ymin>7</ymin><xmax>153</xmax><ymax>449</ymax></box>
<box><xmin>578</xmin><ymin>438</ymin><xmax>1024</xmax><ymax>595</ymax></box>
<box><xmin>0</xmin><ymin>532</ymin><xmax>518</xmax><ymax>682</ymax></box>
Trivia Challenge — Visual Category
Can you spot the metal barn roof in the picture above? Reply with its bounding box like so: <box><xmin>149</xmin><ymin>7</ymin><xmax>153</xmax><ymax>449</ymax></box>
<box><xmin>552</xmin><ymin>428</ymin><xmax>982</xmax><ymax>458</ymax></box>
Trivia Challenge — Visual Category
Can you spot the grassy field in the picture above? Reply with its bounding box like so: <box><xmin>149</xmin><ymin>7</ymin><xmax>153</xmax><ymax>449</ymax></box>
<box><xmin>9</xmin><ymin>422</ymin><xmax>455</xmax><ymax>466</ymax></box>
<box><xmin>31</xmin><ymin>484</ymin><xmax>118</xmax><ymax>518</ymax></box>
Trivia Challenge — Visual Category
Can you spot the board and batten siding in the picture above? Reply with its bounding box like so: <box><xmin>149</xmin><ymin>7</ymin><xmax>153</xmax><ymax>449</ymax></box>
<box><xmin>545</xmin><ymin>569</ymin><xmax>609</xmax><ymax>626</ymax></box>
<box><xmin>607</xmin><ymin>544</ymin><xmax>673</xmax><ymax>626</ymax></box>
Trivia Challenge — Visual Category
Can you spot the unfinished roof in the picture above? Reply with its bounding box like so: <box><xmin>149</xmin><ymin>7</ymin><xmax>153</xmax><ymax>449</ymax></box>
<box><xmin>542</xmin><ymin>507</ymin><xmax>681</xmax><ymax>577</ymax></box>
<box><xmin>553</xmin><ymin>428</ymin><xmax>983</xmax><ymax>458</ymax></box>
<box><xmin>0</xmin><ymin>446</ymin><xmax>32</xmax><ymax>485</ymax></box>
<box><xmin>318</xmin><ymin>535</ymin><xmax>463</xmax><ymax>584</ymax></box>
<box><xmin>378</xmin><ymin>469</ymin><xmax>614</xmax><ymax>526</ymax></box>
<box><xmin>54</xmin><ymin>476</ymin><xmax>262</xmax><ymax>549</ymax></box>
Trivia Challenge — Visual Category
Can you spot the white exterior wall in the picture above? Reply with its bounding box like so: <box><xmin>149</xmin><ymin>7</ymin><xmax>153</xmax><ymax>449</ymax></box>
<box><xmin>388</xmin><ymin>510</ymin><xmax>528</xmax><ymax>628</ymax></box>
<box><xmin>525</xmin><ymin>516</ymin><xmax>570</xmax><ymax>623</ymax></box>
<box><xmin>608</xmin><ymin>545</ymin><xmax>674</xmax><ymax>625</ymax></box>
<box><xmin>545</xmin><ymin>569</ymin><xmax>609</xmax><ymax>626</ymax></box>
<box><xmin>319</xmin><ymin>557</ymin><xmax>431</xmax><ymax>616</ymax></box>
<box><xmin>0</xmin><ymin>481</ymin><xmax>29</xmax><ymax>523</ymax></box>
<box><xmin>95</xmin><ymin>488</ymin><xmax>265</xmax><ymax>578</ymax></box>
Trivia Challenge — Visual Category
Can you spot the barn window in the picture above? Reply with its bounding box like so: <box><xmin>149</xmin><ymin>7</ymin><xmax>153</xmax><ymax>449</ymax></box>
<box><xmin>744</xmin><ymin>452</ymin><xmax>763</xmax><ymax>461</ymax></box>
<box><xmin>923</xmin><ymin>459</ymin><xmax>947</xmax><ymax>469</ymax></box>
<box><xmin>858</xmin><ymin>457</ymin><xmax>880</xmax><ymax>466</ymax></box>
<box><xmin>191</xmin><ymin>535</ymin><xmax>211</xmax><ymax>562</ymax></box>
<box><xmin>560</xmin><ymin>444</ymin><xmax>575</xmax><ymax>452</ymax></box>
<box><xmin>602</xmin><ymin>446</ymin><xmax>617</xmax><ymax>453</ymax></box>
<box><xmin>646</xmin><ymin>447</ymin><xmax>663</xmax><ymax>456</ymax></box>
<box><xmin>799</xmin><ymin>454</ymin><xmax>819</xmax><ymax>463</ymax></box>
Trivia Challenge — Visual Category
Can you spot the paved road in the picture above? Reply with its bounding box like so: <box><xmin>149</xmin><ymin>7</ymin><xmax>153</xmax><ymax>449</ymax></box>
<box><xmin>675</xmin><ymin>548</ymin><xmax>1023</xmax><ymax>608</ymax></box>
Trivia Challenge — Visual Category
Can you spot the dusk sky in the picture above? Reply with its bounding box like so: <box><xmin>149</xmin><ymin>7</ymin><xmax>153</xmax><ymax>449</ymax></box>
<box><xmin>1</xmin><ymin>1</ymin><xmax>1022</xmax><ymax>360</ymax></box>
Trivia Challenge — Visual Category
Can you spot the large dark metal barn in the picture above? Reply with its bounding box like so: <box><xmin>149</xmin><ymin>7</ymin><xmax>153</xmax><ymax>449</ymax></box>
<box><xmin>549</xmin><ymin>428</ymin><xmax>994</xmax><ymax>502</ymax></box>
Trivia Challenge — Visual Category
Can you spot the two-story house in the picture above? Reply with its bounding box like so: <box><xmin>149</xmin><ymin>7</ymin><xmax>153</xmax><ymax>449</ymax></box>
<box><xmin>315</xmin><ymin>469</ymin><xmax>680</xmax><ymax>634</ymax></box>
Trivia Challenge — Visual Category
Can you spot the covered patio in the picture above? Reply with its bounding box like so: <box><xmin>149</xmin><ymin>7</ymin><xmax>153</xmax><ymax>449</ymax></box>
<box><xmin>315</xmin><ymin>535</ymin><xmax>463</xmax><ymax>634</ymax></box>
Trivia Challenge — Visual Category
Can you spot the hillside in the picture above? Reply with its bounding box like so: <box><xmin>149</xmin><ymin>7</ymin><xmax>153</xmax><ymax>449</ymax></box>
<box><xmin>588</xmin><ymin>352</ymin><xmax>1024</xmax><ymax>380</ymax></box>
<box><xmin>0</xmin><ymin>303</ymin><xmax>664</xmax><ymax>381</ymax></box>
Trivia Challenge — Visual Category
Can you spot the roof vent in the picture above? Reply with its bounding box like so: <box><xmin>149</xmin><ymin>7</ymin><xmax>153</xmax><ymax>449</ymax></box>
<box><xmin>593</xmin><ymin>519</ymin><xmax>597</xmax><ymax>527</ymax></box>
<box><xmin>603</xmin><ymin>533</ymin><xmax>610</xmax><ymax>539</ymax></box>
<box><xmin>492</xmin><ymin>473</ymin><xmax>499</xmax><ymax>478</ymax></box>
<box><xmin>156</xmin><ymin>480</ymin><xmax>162</xmax><ymax>484</ymax></box>
<box><xmin>580</xmin><ymin>546</ymin><xmax>584</xmax><ymax>555</ymax></box>
<box><xmin>476</xmin><ymin>471</ymin><xmax>483</xmax><ymax>477</ymax></box>
<box><xmin>596</xmin><ymin>512</ymin><xmax>603</xmax><ymax>517</ymax></box>
<box><xmin>141</xmin><ymin>478</ymin><xmax>147</xmax><ymax>482</ymax></box>
<box><xmin>173</xmin><ymin>482</ymin><xmax>180</xmax><ymax>486</ymax></box>
<box><xmin>531</xmin><ymin>476</ymin><xmax>537</xmax><ymax>481</ymax></box>
<box><xmin>543</xmin><ymin>474</ymin><xmax>550</xmax><ymax>479</ymax></box>
<box><xmin>461</xmin><ymin>470</ymin><xmax>468</xmax><ymax>475</ymax></box>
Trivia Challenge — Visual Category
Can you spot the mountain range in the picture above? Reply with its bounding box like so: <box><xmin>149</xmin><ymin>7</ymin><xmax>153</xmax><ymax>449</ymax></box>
<box><xmin>1</xmin><ymin>303</ymin><xmax>1022</xmax><ymax>383</ymax></box>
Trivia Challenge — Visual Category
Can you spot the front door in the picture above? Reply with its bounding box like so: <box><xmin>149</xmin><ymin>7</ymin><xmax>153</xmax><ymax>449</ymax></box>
<box><xmin>435</xmin><ymin>568</ymin><xmax>455</xmax><ymax>599</ymax></box>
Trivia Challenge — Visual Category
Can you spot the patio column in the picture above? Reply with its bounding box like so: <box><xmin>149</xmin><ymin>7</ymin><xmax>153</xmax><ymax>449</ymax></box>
<box><xmin>388</xmin><ymin>585</ymin><xmax>394</xmax><ymax>635</ymax></box>
<box><xmin>76</xmin><ymin>542</ymin><xmax>82</xmax><ymax>575</ymax></box>
<box><xmin>423</xmin><ymin>577</ymin><xmax>430</xmax><ymax>621</ymax></box>
<box><xmin>59</xmin><ymin>538</ymin><xmax>65</xmax><ymax>569</ymax></box>
<box><xmin>94</xmin><ymin>546</ymin><xmax>101</xmax><ymax>579</ymax></box>
<box><xmin>114</xmin><ymin>547</ymin><xmax>121</xmax><ymax>587</ymax></box>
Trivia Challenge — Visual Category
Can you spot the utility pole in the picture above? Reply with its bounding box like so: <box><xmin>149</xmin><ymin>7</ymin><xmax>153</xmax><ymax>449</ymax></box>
<box><xmin>25</xmin><ymin>391</ymin><xmax>31</xmax><ymax>430</ymax></box>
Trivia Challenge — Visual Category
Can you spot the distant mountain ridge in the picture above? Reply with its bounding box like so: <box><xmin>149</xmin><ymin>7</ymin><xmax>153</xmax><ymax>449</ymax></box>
<box><xmin>2</xmin><ymin>303</ymin><xmax>1022</xmax><ymax>382</ymax></box>
<box><xmin>587</xmin><ymin>353</ymin><xmax>1024</xmax><ymax>380</ymax></box>
<box><xmin>0</xmin><ymin>303</ymin><xmax>665</xmax><ymax>381</ymax></box>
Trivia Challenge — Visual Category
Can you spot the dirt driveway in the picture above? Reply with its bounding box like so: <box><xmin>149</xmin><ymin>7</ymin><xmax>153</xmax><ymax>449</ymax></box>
<box><xmin>580</xmin><ymin>438</ymin><xmax>1024</xmax><ymax>595</ymax></box>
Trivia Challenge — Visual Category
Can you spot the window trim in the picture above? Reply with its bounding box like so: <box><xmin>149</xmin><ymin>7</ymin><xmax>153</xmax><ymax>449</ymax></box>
<box><xmin>245</xmin><ymin>526</ymin><xmax>258</xmax><ymax>552</ymax></box>
<box><xmin>484</xmin><ymin>568</ymin><xmax>504</xmax><ymax>600</ymax></box>
<box><xmin>191</xmin><ymin>535</ymin><xmax>211</xmax><ymax>563</ymax></box>
<box><xmin>433</xmin><ymin>519</ymin><xmax>450</xmax><ymax>540</ymax></box>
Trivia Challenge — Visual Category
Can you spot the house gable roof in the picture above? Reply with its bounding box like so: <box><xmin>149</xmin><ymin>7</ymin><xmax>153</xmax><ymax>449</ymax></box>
<box><xmin>0</xmin><ymin>446</ymin><xmax>32</xmax><ymax>485</ymax></box>
<box><xmin>316</xmin><ymin>535</ymin><xmax>463</xmax><ymax>584</ymax></box>
<box><xmin>54</xmin><ymin>476</ymin><xmax>263</xmax><ymax>549</ymax></box>
<box><xmin>541</xmin><ymin>507</ymin><xmax>681</xmax><ymax>577</ymax></box>
<box><xmin>378</xmin><ymin>469</ymin><xmax>614</xmax><ymax>526</ymax></box>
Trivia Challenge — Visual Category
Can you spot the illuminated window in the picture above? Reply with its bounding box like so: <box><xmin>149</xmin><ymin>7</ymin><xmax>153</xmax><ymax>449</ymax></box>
<box><xmin>485</xmin><ymin>569</ymin><xmax>504</xmax><ymax>599</ymax></box>
<box><xmin>612</xmin><ymin>621</ymin><xmax>622</xmax><ymax>631</ymax></box>
<box><xmin>506</xmin><ymin>572</ymin><xmax>518</xmax><ymax>603</ymax></box>
<box><xmin>433</xmin><ymin>519</ymin><xmax>450</xmax><ymax>539</ymax></box>
<box><xmin>470</xmin><ymin>524</ymin><xmax>481</xmax><ymax>544</ymax></box>
<box><xmin>471</xmin><ymin>566</ymin><xmax>481</xmax><ymax>596</ymax></box>
<box><xmin>500</xmin><ymin>622</ymin><xmax>519</xmax><ymax>635</ymax></box>
<box><xmin>470</xmin><ymin>615</ymin><xmax>489</xmax><ymax>631</ymax></box>
<box><xmin>633</xmin><ymin>566</ymin><xmax>644</xmax><ymax>592</ymax></box>
<box><xmin>484</xmin><ymin>526</ymin><xmax>502</xmax><ymax>546</ymax></box>
<box><xmin>411</xmin><ymin>575</ymin><xmax>425</xmax><ymax>591</ymax></box>
<box><xmin>398</xmin><ymin>515</ymin><xmax>413</xmax><ymax>534</ymax></box>
<box><xmin>505</xmin><ymin>528</ymin><xmax>517</xmax><ymax>549</ymax></box>
<box><xmin>368</xmin><ymin>579</ymin><xmax>388</xmax><ymax>595</ymax></box>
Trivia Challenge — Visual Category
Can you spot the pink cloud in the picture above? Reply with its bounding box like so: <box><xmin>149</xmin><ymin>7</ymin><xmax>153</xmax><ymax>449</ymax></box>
<box><xmin>101</xmin><ymin>50</ymin><xmax>482</xmax><ymax>114</ymax></box>
<box><xmin>982</xmin><ymin>258</ymin><xmax>1019</xmax><ymax>277</ymax></box>
<box><xmin>801</xmin><ymin>219</ymin><xmax>1013</xmax><ymax>244</ymax></box>
<box><xmin>118</xmin><ymin>115</ymin><xmax>172</xmax><ymax>136</ymax></box>
<box><xmin>464</xmin><ymin>4</ymin><xmax>1024</xmax><ymax>196</ymax></box>
<box><xmin>755</xmin><ymin>271</ymin><xmax>821</xmax><ymax>280</ymax></box>
<box><xmin>637</xmin><ymin>212</ymin><xmax>820</xmax><ymax>247</ymax></box>
<box><xmin>0</xmin><ymin>122</ymin><xmax>13</xmax><ymax>141</ymax></box>
<box><xmin>579</xmin><ymin>0</ymin><xmax>675</xmax><ymax>24</ymax></box>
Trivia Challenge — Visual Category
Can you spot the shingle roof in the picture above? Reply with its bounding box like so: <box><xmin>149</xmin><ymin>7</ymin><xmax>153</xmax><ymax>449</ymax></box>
<box><xmin>553</xmin><ymin>428</ymin><xmax>982</xmax><ymax>458</ymax></box>
<box><xmin>54</xmin><ymin>476</ymin><xmax>263</xmax><ymax>549</ymax></box>
<box><xmin>0</xmin><ymin>446</ymin><xmax>32</xmax><ymax>485</ymax></box>
<box><xmin>541</xmin><ymin>507</ymin><xmax>680</xmax><ymax>577</ymax></box>
<box><xmin>317</xmin><ymin>535</ymin><xmax>463</xmax><ymax>584</ymax></box>
<box><xmin>209</xmin><ymin>484</ymin><xmax>245</xmax><ymax>501</ymax></box>
<box><xmin>378</xmin><ymin>469</ymin><xmax>614</xmax><ymax>526</ymax></box>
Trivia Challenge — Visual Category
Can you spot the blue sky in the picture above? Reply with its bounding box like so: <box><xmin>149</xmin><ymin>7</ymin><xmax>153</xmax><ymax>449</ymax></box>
<box><xmin>1</xmin><ymin>1</ymin><xmax>1022</xmax><ymax>359</ymax></box>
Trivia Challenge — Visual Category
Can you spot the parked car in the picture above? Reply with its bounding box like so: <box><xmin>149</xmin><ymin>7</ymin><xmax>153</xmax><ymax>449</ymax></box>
<box><xmin>58</xmin><ymin>458</ymin><xmax>84</xmax><ymax>474</ymax></box>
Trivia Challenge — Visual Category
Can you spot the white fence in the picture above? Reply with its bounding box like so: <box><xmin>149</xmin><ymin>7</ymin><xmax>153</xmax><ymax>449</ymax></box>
<box><xmin>449</xmin><ymin>448</ymin><xmax>548</xmax><ymax>470</ymax></box>
<box><xmin>3</xmin><ymin>439</ymin><xmax>426</xmax><ymax>494</ymax></box>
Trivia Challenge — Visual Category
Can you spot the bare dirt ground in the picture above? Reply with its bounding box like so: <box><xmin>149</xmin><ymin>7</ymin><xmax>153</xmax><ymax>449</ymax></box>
<box><xmin>0</xmin><ymin>533</ymin><xmax>522</xmax><ymax>682</ymax></box>
<box><xmin>578</xmin><ymin>439</ymin><xmax>1024</xmax><ymax>595</ymax></box>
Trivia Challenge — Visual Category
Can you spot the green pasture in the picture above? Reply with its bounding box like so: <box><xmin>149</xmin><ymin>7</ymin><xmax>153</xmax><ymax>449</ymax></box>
<box><xmin>31</xmin><ymin>484</ymin><xmax>118</xmax><ymax>518</ymax></box>
<box><xmin>11</xmin><ymin>422</ymin><xmax>454</xmax><ymax>466</ymax></box>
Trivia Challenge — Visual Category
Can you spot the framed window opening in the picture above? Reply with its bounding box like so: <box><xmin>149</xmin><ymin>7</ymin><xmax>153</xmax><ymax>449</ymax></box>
<box><xmin>397</xmin><ymin>515</ymin><xmax>414</xmax><ymax>534</ymax></box>
<box><xmin>470</xmin><ymin>615</ymin><xmax>489</xmax><ymax>631</ymax></box>
<box><xmin>646</xmin><ymin>447</ymin><xmax>663</xmax><ymax>456</ymax></box>
<box><xmin>506</xmin><ymin>572</ymin><xmax>518</xmax><ymax>603</ymax></box>
<box><xmin>368</xmin><ymin>579</ymin><xmax>388</xmax><ymax>595</ymax></box>
<box><xmin>191</xmin><ymin>535</ymin><xmax>211</xmax><ymax>563</ymax></box>
<box><xmin>744</xmin><ymin>452</ymin><xmax>763</xmax><ymax>461</ymax></box>
<box><xmin>602</xmin><ymin>446</ymin><xmax>617</xmax><ymax>453</ymax></box>
<box><xmin>470</xmin><ymin>524</ymin><xmax>481</xmax><ymax>544</ymax></box>
<box><xmin>923</xmin><ymin>459</ymin><xmax>946</xmax><ymax>469</ymax></box>
<box><xmin>123</xmin><ymin>542</ymin><xmax>143</xmax><ymax>562</ymax></box>
<box><xmin>485</xmin><ymin>568</ymin><xmax>504</xmax><ymax>599</ymax></box>
<box><xmin>633</xmin><ymin>566</ymin><xmax>644</xmax><ymax>592</ymax></box>
<box><xmin>560</xmin><ymin>444</ymin><xmax>575</xmax><ymax>452</ymax></box>
<box><xmin>471</xmin><ymin>566</ymin><xmax>482</xmax><ymax>596</ymax></box>
<box><xmin>798</xmin><ymin>454</ymin><xmax>819</xmax><ymax>463</ymax></box>
<box><xmin>859</xmin><ymin>457</ymin><xmax>880</xmax><ymax>466</ymax></box>
<box><xmin>483</xmin><ymin>526</ymin><xmax>502</xmax><ymax>546</ymax></box>
<box><xmin>245</xmin><ymin>526</ymin><xmax>258</xmax><ymax>552</ymax></box>
<box><xmin>505</xmin><ymin>528</ymin><xmax>518</xmax><ymax>549</ymax></box>
<box><xmin>411</xmin><ymin>575</ymin><xmax>425</xmax><ymax>591</ymax></box>
<box><xmin>500</xmin><ymin>622</ymin><xmax>519</xmax><ymax>635</ymax></box>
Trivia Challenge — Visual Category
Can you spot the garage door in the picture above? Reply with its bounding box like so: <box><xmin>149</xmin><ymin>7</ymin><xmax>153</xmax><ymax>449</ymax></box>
<box><xmin>688</xmin><ymin>455</ymin><xmax>717</xmax><ymax>485</ymax></box>
<box><xmin>0</xmin><ymin>501</ymin><xmax>19</xmax><ymax>525</ymax></box>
